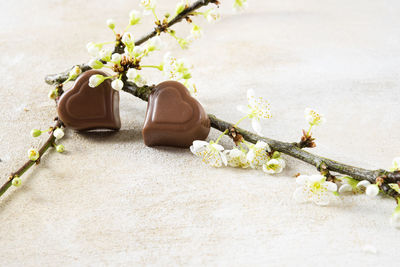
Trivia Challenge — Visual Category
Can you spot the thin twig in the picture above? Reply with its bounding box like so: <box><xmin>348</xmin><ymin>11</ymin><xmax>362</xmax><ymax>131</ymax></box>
<box><xmin>0</xmin><ymin>120</ymin><xmax>62</xmax><ymax>198</ymax></box>
<box><xmin>44</xmin><ymin>0</ymin><xmax>218</xmax><ymax>85</ymax></box>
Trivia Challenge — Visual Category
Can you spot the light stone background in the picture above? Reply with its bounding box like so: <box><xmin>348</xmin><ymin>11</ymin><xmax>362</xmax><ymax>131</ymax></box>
<box><xmin>1</xmin><ymin>0</ymin><xmax>400</xmax><ymax>266</ymax></box>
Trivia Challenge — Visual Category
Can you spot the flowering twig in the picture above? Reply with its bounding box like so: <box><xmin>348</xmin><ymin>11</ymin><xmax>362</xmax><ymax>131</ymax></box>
<box><xmin>44</xmin><ymin>0</ymin><xmax>218</xmax><ymax>85</ymax></box>
<box><xmin>0</xmin><ymin>119</ymin><xmax>63</xmax><ymax>198</ymax></box>
<box><xmin>121</xmin><ymin>80</ymin><xmax>400</xmax><ymax>200</ymax></box>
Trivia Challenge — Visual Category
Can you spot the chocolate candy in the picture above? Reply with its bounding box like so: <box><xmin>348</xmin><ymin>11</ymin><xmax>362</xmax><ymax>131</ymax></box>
<box><xmin>57</xmin><ymin>70</ymin><xmax>121</xmax><ymax>131</ymax></box>
<box><xmin>142</xmin><ymin>81</ymin><xmax>210</xmax><ymax>148</ymax></box>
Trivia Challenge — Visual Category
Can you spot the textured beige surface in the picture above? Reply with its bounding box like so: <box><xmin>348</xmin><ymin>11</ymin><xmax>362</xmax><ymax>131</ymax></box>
<box><xmin>1</xmin><ymin>0</ymin><xmax>400</xmax><ymax>266</ymax></box>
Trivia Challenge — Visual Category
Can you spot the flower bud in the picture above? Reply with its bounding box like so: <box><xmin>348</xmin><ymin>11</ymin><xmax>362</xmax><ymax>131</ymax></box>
<box><xmin>88</xmin><ymin>58</ymin><xmax>104</xmax><ymax>69</ymax></box>
<box><xmin>106</xmin><ymin>19</ymin><xmax>115</xmax><ymax>30</ymax></box>
<box><xmin>111</xmin><ymin>53</ymin><xmax>122</xmax><ymax>63</ymax></box>
<box><xmin>56</xmin><ymin>144</ymin><xmax>65</xmax><ymax>153</ymax></box>
<box><xmin>122</xmin><ymin>32</ymin><xmax>135</xmax><ymax>51</ymax></box>
<box><xmin>53</xmin><ymin>128</ymin><xmax>64</xmax><ymax>140</ymax></box>
<box><xmin>88</xmin><ymin>74</ymin><xmax>105</xmax><ymax>88</ymax></box>
<box><xmin>30</xmin><ymin>129</ymin><xmax>42</xmax><ymax>138</ymax></box>
<box><xmin>48</xmin><ymin>89</ymin><xmax>58</xmax><ymax>100</ymax></box>
<box><xmin>111</xmin><ymin>79</ymin><xmax>124</xmax><ymax>91</ymax></box>
<box><xmin>12</xmin><ymin>177</ymin><xmax>22</xmax><ymax>187</ymax></box>
<box><xmin>69</xmin><ymin>65</ymin><xmax>82</xmax><ymax>79</ymax></box>
<box><xmin>99</xmin><ymin>48</ymin><xmax>112</xmax><ymax>62</ymax></box>
<box><xmin>28</xmin><ymin>148</ymin><xmax>39</xmax><ymax>161</ymax></box>
<box><xmin>129</xmin><ymin>10</ymin><xmax>142</xmax><ymax>25</ymax></box>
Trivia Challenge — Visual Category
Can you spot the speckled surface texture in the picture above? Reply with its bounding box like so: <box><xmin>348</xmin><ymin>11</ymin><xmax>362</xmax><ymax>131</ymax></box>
<box><xmin>1</xmin><ymin>0</ymin><xmax>400</xmax><ymax>266</ymax></box>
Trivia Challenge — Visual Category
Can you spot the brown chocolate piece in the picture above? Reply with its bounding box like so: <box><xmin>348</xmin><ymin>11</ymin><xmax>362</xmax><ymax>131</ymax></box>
<box><xmin>142</xmin><ymin>81</ymin><xmax>210</xmax><ymax>148</ymax></box>
<box><xmin>57</xmin><ymin>70</ymin><xmax>121</xmax><ymax>131</ymax></box>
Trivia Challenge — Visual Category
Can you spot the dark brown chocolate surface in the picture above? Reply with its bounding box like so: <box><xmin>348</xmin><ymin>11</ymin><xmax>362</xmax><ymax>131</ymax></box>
<box><xmin>57</xmin><ymin>70</ymin><xmax>121</xmax><ymax>131</ymax></box>
<box><xmin>142</xmin><ymin>81</ymin><xmax>210</xmax><ymax>148</ymax></box>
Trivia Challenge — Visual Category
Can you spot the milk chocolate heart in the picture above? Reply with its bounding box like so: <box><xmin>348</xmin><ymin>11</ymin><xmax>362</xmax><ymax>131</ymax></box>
<box><xmin>142</xmin><ymin>81</ymin><xmax>210</xmax><ymax>148</ymax></box>
<box><xmin>57</xmin><ymin>70</ymin><xmax>121</xmax><ymax>131</ymax></box>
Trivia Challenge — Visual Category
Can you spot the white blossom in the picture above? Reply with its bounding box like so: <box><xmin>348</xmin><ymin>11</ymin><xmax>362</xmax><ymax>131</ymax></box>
<box><xmin>305</xmin><ymin>108</ymin><xmax>326</xmax><ymax>126</ymax></box>
<box><xmin>111</xmin><ymin>53</ymin><xmax>122</xmax><ymax>63</ymax></box>
<box><xmin>293</xmin><ymin>174</ymin><xmax>337</xmax><ymax>206</ymax></box>
<box><xmin>122</xmin><ymin>32</ymin><xmax>135</xmax><ymax>47</ymax></box>
<box><xmin>69</xmin><ymin>65</ymin><xmax>82</xmax><ymax>79</ymax></box>
<box><xmin>126</xmin><ymin>68</ymin><xmax>147</xmax><ymax>87</ymax></box>
<box><xmin>233</xmin><ymin>0</ymin><xmax>248</xmax><ymax>13</ymax></box>
<box><xmin>88</xmin><ymin>74</ymin><xmax>105</xmax><ymax>88</ymax></box>
<box><xmin>190</xmin><ymin>24</ymin><xmax>203</xmax><ymax>39</ymax></box>
<box><xmin>366</xmin><ymin>184</ymin><xmax>379</xmax><ymax>197</ymax></box>
<box><xmin>246</xmin><ymin>141</ymin><xmax>270</xmax><ymax>168</ymax></box>
<box><xmin>356</xmin><ymin>180</ymin><xmax>379</xmax><ymax>197</ymax></box>
<box><xmin>205</xmin><ymin>8</ymin><xmax>221</xmax><ymax>23</ymax></box>
<box><xmin>28</xmin><ymin>148</ymin><xmax>39</xmax><ymax>161</ymax></box>
<box><xmin>391</xmin><ymin>157</ymin><xmax>400</xmax><ymax>171</ymax></box>
<box><xmin>132</xmin><ymin>45</ymin><xmax>145</xmax><ymax>57</ymax></box>
<box><xmin>99</xmin><ymin>48</ymin><xmax>112</xmax><ymax>62</ymax></box>
<box><xmin>225</xmin><ymin>148</ymin><xmax>249</xmax><ymax>168</ymax></box>
<box><xmin>145</xmin><ymin>36</ymin><xmax>164</xmax><ymax>52</ymax></box>
<box><xmin>53</xmin><ymin>128</ymin><xmax>64</xmax><ymax>140</ymax></box>
<box><xmin>162</xmin><ymin>52</ymin><xmax>192</xmax><ymax>81</ymax></box>
<box><xmin>237</xmin><ymin>89</ymin><xmax>271</xmax><ymax>136</ymax></box>
<box><xmin>263</xmin><ymin>158</ymin><xmax>286</xmax><ymax>174</ymax></box>
<box><xmin>338</xmin><ymin>176</ymin><xmax>361</xmax><ymax>194</ymax></box>
<box><xmin>106</xmin><ymin>19</ymin><xmax>115</xmax><ymax>30</ymax></box>
<box><xmin>86</xmin><ymin>42</ymin><xmax>101</xmax><ymax>57</ymax></box>
<box><xmin>129</xmin><ymin>9</ymin><xmax>142</xmax><ymax>25</ymax></box>
<box><xmin>140</xmin><ymin>0</ymin><xmax>157</xmax><ymax>15</ymax></box>
<box><xmin>190</xmin><ymin>140</ymin><xmax>227</xmax><ymax>168</ymax></box>
<box><xmin>111</xmin><ymin>79</ymin><xmax>124</xmax><ymax>91</ymax></box>
<box><xmin>88</xmin><ymin>58</ymin><xmax>104</xmax><ymax>69</ymax></box>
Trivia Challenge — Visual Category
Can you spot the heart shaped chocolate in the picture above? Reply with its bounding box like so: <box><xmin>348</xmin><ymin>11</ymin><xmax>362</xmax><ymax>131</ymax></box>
<box><xmin>142</xmin><ymin>81</ymin><xmax>210</xmax><ymax>148</ymax></box>
<box><xmin>57</xmin><ymin>70</ymin><xmax>121</xmax><ymax>131</ymax></box>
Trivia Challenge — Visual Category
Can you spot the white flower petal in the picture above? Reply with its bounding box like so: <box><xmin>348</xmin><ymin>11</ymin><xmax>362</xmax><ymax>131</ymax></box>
<box><xmin>220</xmin><ymin>152</ymin><xmax>228</xmax><ymax>166</ymax></box>
<box><xmin>326</xmin><ymin>182</ymin><xmax>337</xmax><ymax>192</ymax></box>
<box><xmin>251</xmin><ymin>118</ymin><xmax>263</xmax><ymax>136</ymax></box>
<box><xmin>366</xmin><ymin>184</ymin><xmax>379</xmax><ymax>197</ymax></box>
<box><xmin>309</xmin><ymin>174</ymin><xmax>325</xmax><ymax>183</ymax></box>
<box><xmin>357</xmin><ymin>180</ymin><xmax>371</xmax><ymax>188</ymax></box>
<box><xmin>293</xmin><ymin>187</ymin><xmax>308</xmax><ymax>203</ymax></box>
<box><xmin>236</xmin><ymin>105</ymin><xmax>250</xmax><ymax>114</ymax></box>
<box><xmin>191</xmin><ymin>140</ymin><xmax>209</xmax><ymax>152</ymax></box>
<box><xmin>211</xmin><ymin>143</ymin><xmax>224</xmax><ymax>151</ymax></box>
<box><xmin>296</xmin><ymin>175</ymin><xmax>308</xmax><ymax>185</ymax></box>
<box><xmin>338</xmin><ymin>184</ymin><xmax>352</xmax><ymax>193</ymax></box>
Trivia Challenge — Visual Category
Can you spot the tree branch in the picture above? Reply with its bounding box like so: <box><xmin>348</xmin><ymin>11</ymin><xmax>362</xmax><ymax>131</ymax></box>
<box><xmin>121</xmin><ymin>81</ymin><xmax>400</xmax><ymax>199</ymax></box>
<box><xmin>0</xmin><ymin>119</ymin><xmax>63</xmax><ymax>198</ymax></box>
<box><xmin>44</xmin><ymin>0</ymin><xmax>218</xmax><ymax>85</ymax></box>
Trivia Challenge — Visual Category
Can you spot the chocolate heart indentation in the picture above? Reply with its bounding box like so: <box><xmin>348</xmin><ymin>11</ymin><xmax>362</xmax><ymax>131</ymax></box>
<box><xmin>152</xmin><ymin>87</ymin><xmax>193</xmax><ymax>124</ymax></box>
<box><xmin>142</xmin><ymin>81</ymin><xmax>210</xmax><ymax>148</ymax></box>
<box><xmin>57</xmin><ymin>70</ymin><xmax>121</xmax><ymax>131</ymax></box>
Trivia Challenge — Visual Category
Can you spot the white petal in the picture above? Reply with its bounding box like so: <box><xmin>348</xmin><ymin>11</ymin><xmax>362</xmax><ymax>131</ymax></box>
<box><xmin>251</xmin><ymin>118</ymin><xmax>263</xmax><ymax>136</ymax></box>
<box><xmin>357</xmin><ymin>180</ymin><xmax>371</xmax><ymax>188</ymax></box>
<box><xmin>309</xmin><ymin>174</ymin><xmax>325</xmax><ymax>183</ymax></box>
<box><xmin>296</xmin><ymin>175</ymin><xmax>308</xmax><ymax>185</ymax></box>
<box><xmin>338</xmin><ymin>184</ymin><xmax>352</xmax><ymax>193</ymax></box>
<box><xmin>191</xmin><ymin>140</ymin><xmax>209</xmax><ymax>152</ymax></box>
<box><xmin>220</xmin><ymin>152</ymin><xmax>228</xmax><ymax>166</ymax></box>
<box><xmin>236</xmin><ymin>105</ymin><xmax>250</xmax><ymax>114</ymax></box>
<box><xmin>211</xmin><ymin>143</ymin><xmax>224</xmax><ymax>151</ymax></box>
<box><xmin>304</xmin><ymin>108</ymin><xmax>312</xmax><ymax>116</ymax></box>
<box><xmin>247</xmin><ymin>89</ymin><xmax>256</xmax><ymax>101</ymax></box>
<box><xmin>313</xmin><ymin>193</ymin><xmax>330</xmax><ymax>206</ymax></box>
<box><xmin>366</xmin><ymin>184</ymin><xmax>379</xmax><ymax>197</ymax></box>
<box><xmin>326</xmin><ymin>182</ymin><xmax>337</xmax><ymax>192</ymax></box>
<box><xmin>262</xmin><ymin>164</ymin><xmax>275</xmax><ymax>174</ymax></box>
<box><xmin>293</xmin><ymin>187</ymin><xmax>308</xmax><ymax>203</ymax></box>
